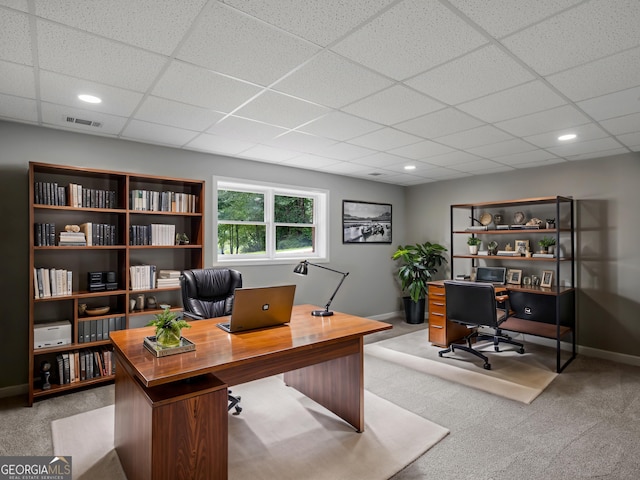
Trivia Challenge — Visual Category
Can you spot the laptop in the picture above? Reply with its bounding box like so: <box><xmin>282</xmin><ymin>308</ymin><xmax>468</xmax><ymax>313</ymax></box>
<box><xmin>216</xmin><ymin>284</ymin><xmax>296</xmax><ymax>333</ymax></box>
<box><xmin>475</xmin><ymin>266</ymin><xmax>506</xmax><ymax>285</ymax></box>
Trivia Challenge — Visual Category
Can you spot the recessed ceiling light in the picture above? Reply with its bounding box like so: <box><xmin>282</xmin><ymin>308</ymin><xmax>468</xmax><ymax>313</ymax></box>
<box><xmin>78</xmin><ymin>94</ymin><xmax>102</xmax><ymax>104</ymax></box>
<box><xmin>404</xmin><ymin>165</ymin><xmax>416</xmax><ymax>170</ymax></box>
<box><xmin>558</xmin><ymin>133</ymin><xmax>577</xmax><ymax>141</ymax></box>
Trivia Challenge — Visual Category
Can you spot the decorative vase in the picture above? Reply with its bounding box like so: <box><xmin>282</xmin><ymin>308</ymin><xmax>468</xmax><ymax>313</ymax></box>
<box><xmin>156</xmin><ymin>324</ymin><xmax>182</xmax><ymax>348</ymax></box>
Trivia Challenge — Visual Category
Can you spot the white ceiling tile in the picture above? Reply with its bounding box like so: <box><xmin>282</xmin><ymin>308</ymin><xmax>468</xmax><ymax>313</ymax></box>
<box><xmin>0</xmin><ymin>9</ymin><xmax>32</xmax><ymax>65</ymax></box>
<box><xmin>546</xmin><ymin>137</ymin><xmax>623</xmax><ymax>157</ymax></box>
<box><xmin>617</xmin><ymin>132</ymin><xmax>640</xmax><ymax>148</ymax></box>
<box><xmin>37</xmin><ymin>20</ymin><xmax>166</xmax><ymax>92</ymax></box>
<box><xmin>546</xmin><ymin>46</ymin><xmax>640</xmax><ymax>102</ymax></box>
<box><xmin>453</xmin><ymin>159</ymin><xmax>514</xmax><ymax>173</ymax></box>
<box><xmin>564</xmin><ymin>147</ymin><xmax>630</xmax><ymax>161</ymax></box>
<box><xmin>425</xmin><ymin>151</ymin><xmax>484</xmax><ymax>167</ymax></box>
<box><xmin>449</xmin><ymin>0</ymin><xmax>583</xmax><ymax>38</ymax></box>
<box><xmin>134</xmin><ymin>97</ymin><xmax>225</xmax><ymax>132</ymax></box>
<box><xmin>264</xmin><ymin>131</ymin><xmax>337</xmax><ymax>154</ymax></box>
<box><xmin>502</xmin><ymin>0</ymin><xmax>640</xmax><ymax>75</ymax></box>
<box><xmin>348</xmin><ymin>127</ymin><xmax>422</xmax><ymax>151</ymax></box>
<box><xmin>234</xmin><ymin>90</ymin><xmax>329</xmax><ymax>129</ymax></box>
<box><xmin>273</xmin><ymin>52</ymin><xmax>392</xmax><ymax>108</ymax></box>
<box><xmin>435</xmin><ymin>125</ymin><xmax>514</xmax><ymax>149</ymax></box>
<box><xmin>331</xmin><ymin>0</ymin><xmax>487</xmax><ymax>80</ymax></box>
<box><xmin>394</xmin><ymin>108</ymin><xmax>484</xmax><ymax>139</ymax></box>
<box><xmin>416</xmin><ymin>165</ymin><xmax>467</xmax><ymax>178</ymax></box>
<box><xmin>343</xmin><ymin>84</ymin><xmax>444</xmax><ymax>125</ymax></box>
<box><xmin>467</xmin><ymin>138</ymin><xmax>537</xmax><ymax>158</ymax></box>
<box><xmin>316</xmin><ymin>161</ymin><xmax>373</xmax><ymax>175</ymax></box>
<box><xmin>39</xmin><ymin>71</ymin><xmax>144</xmax><ymax>117</ymax></box>
<box><xmin>493</xmin><ymin>149</ymin><xmax>559</xmax><ymax>166</ymax></box>
<box><xmin>208</xmin><ymin>116</ymin><xmax>287</xmax><ymax>143</ymax></box>
<box><xmin>299</xmin><ymin>111</ymin><xmax>381</xmax><ymax>141</ymax></box>
<box><xmin>0</xmin><ymin>92</ymin><xmax>37</xmax><ymax>122</ymax></box>
<box><xmin>315</xmin><ymin>142</ymin><xmax>376</xmax><ymax>161</ymax></box>
<box><xmin>511</xmin><ymin>157</ymin><xmax>567</xmax><ymax>169</ymax></box>
<box><xmin>177</xmin><ymin>2</ymin><xmax>319</xmax><ymax>86</ymax></box>
<box><xmin>280</xmin><ymin>154</ymin><xmax>341</xmax><ymax>169</ymax></box>
<box><xmin>388</xmin><ymin>140</ymin><xmax>454</xmax><ymax>160</ymax></box>
<box><xmin>239</xmin><ymin>145</ymin><xmax>300</xmax><ymax>163</ymax></box>
<box><xmin>0</xmin><ymin>60</ymin><xmax>35</xmax><ymax>98</ymax></box>
<box><xmin>351</xmin><ymin>152</ymin><xmax>408</xmax><ymax>168</ymax></box>
<box><xmin>524</xmin><ymin>123</ymin><xmax>610</xmax><ymax>149</ymax></box>
<box><xmin>121</xmin><ymin>119</ymin><xmax>199</xmax><ymax>146</ymax></box>
<box><xmin>41</xmin><ymin>102</ymin><xmax>127</xmax><ymax>135</ymax></box>
<box><xmin>35</xmin><ymin>0</ymin><xmax>207</xmax><ymax>55</ymax></box>
<box><xmin>495</xmin><ymin>105</ymin><xmax>591</xmax><ymax>137</ymax></box>
<box><xmin>457</xmin><ymin>81</ymin><xmax>566</xmax><ymax>123</ymax></box>
<box><xmin>186</xmin><ymin>132</ymin><xmax>255</xmax><ymax>155</ymax></box>
<box><xmin>224</xmin><ymin>0</ymin><xmax>395</xmax><ymax>47</ymax></box>
<box><xmin>381</xmin><ymin>160</ymin><xmax>443</xmax><ymax>175</ymax></box>
<box><xmin>600</xmin><ymin>113</ymin><xmax>640</xmax><ymax>136</ymax></box>
<box><xmin>152</xmin><ymin>61</ymin><xmax>262</xmax><ymax>112</ymax></box>
<box><xmin>0</xmin><ymin>1</ymin><xmax>28</xmax><ymax>12</ymax></box>
<box><xmin>577</xmin><ymin>86</ymin><xmax>640</xmax><ymax>121</ymax></box>
<box><xmin>406</xmin><ymin>45</ymin><xmax>534</xmax><ymax>105</ymax></box>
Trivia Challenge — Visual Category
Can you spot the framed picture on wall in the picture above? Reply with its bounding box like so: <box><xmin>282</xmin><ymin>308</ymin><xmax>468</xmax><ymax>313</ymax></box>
<box><xmin>541</xmin><ymin>270</ymin><xmax>554</xmax><ymax>288</ymax></box>
<box><xmin>342</xmin><ymin>200</ymin><xmax>392</xmax><ymax>244</ymax></box>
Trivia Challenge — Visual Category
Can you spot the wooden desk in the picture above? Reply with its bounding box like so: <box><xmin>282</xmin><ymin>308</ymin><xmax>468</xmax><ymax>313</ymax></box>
<box><xmin>110</xmin><ymin>304</ymin><xmax>391</xmax><ymax>480</ymax></box>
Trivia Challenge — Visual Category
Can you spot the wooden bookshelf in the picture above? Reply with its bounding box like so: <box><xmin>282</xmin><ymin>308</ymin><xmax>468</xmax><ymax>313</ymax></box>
<box><xmin>28</xmin><ymin>162</ymin><xmax>204</xmax><ymax>405</ymax></box>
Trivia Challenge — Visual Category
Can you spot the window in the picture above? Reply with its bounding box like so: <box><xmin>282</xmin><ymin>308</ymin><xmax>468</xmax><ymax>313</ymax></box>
<box><xmin>214</xmin><ymin>178</ymin><xmax>328</xmax><ymax>264</ymax></box>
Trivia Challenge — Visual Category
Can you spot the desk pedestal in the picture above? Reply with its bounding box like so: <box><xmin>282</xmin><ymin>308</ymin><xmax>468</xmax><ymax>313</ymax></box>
<box><xmin>114</xmin><ymin>357</ymin><xmax>229</xmax><ymax>480</ymax></box>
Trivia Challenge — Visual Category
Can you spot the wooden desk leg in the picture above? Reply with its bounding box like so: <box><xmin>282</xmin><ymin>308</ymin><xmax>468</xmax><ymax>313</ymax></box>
<box><xmin>114</xmin><ymin>358</ymin><xmax>229</xmax><ymax>480</ymax></box>
<box><xmin>283</xmin><ymin>337</ymin><xmax>364</xmax><ymax>432</ymax></box>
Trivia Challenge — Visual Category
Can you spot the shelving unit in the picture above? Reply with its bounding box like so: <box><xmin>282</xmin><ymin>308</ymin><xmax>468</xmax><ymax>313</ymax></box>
<box><xmin>449</xmin><ymin>196</ymin><xmax>576</xmax><ymax>372</ymax></box>
<box><xmin>28</xmin><ymin>162</ymin><xmax>204</xmax><ymax>405</ymax></box>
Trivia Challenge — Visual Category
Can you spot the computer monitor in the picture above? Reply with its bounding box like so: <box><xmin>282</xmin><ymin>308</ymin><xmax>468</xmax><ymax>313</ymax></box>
<box><xmin>475</xmin><ymin>266</ymin><xmax>506</xmax><ymax>284</ymax></box>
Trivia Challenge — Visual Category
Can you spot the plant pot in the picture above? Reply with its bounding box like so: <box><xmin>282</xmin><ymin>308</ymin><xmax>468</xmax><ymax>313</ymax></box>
<box><xmin>402</xmin><ymin>297</ymin><xmax>425</xmax><ymax>324</ymax></box>
<box><xmin>156</xmin><ymin>324</ymin><xmax>182</xmax><ymax>348</ymax></box>
<box><xmin>468</xmin><ymin>245</ymin><xmax>479</xmax><ymax>255</ymax></box>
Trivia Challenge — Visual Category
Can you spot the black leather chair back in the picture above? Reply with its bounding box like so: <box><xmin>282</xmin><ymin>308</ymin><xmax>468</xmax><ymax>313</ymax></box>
<box><xmin>444</xmin><ymin>280</ymin><xmax>498</xmax><ymax>328</ymax></box>
<box><xmin>181</xmin><ymin>268</ymin><xmax>242</xmax><ymax>319</ymax></box>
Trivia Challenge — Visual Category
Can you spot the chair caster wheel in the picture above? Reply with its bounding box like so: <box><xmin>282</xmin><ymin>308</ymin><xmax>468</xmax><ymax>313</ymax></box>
<box><xmin>494</xmin><ymin>347</ymin><xmax>500</xmax><ymax>352</ymax></box>
<box><xmin>438</xmin><ymin>352</ymin><xmax>443</xmax><ymax>357</ymax></box>
<box><xmin>484</xmin><ymin>363</ymin><xmax>491</xmax><ymax>370</ymax></box>
<box><xmin>233</xmin><ymin>407</ymin><xmax>242</xmax><ymax>416</ymax></box>
<box><xmin>519</xmin><ymin>348</ymin><xmax>525</xmax><ymax>354</ymax></box>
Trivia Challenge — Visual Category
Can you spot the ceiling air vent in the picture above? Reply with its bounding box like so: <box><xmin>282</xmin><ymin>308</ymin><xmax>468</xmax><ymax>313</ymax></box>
<box><xmin>64</xmin><ymin>116</ymin><xmax>102</xmax><ymax>128</ymax></box>
<box><xmin>368</xmin><ymin>172</ymin><xmax>383</xmax><ymax>176</ymax></box>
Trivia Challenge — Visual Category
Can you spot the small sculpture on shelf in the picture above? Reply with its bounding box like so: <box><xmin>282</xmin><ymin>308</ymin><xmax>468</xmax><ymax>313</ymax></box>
<box><xmin>546</xmin><ymin>218</ymin><xmax>556</xmax><ymax>229</ymax></box>
<box><xmin>487</xmin><ymin>241</ymin><xmax>498</xmax><ymax>255</ymax></box>
<box><xmin>40</xmin><ymin>361</ymin><xmax>51</xmax><ymax>390</ymax></box>
<box><xmin>176</xmin><ymin>232</ymin><xmax>189</xmax><ymax>245</ymax></box>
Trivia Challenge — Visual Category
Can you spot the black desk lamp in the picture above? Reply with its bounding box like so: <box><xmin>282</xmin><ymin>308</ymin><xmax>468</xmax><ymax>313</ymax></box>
<box><xmin>293</xmin><ymin>260</ymin><xmax>349</xmax><ymax>316</ymax></box>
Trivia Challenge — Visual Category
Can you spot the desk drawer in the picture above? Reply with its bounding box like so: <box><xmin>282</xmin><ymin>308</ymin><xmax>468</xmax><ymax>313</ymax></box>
<box><xmin>428</xmin><ymin>301</ymin><xmax>446</xmax><ymax>316</ymax></box>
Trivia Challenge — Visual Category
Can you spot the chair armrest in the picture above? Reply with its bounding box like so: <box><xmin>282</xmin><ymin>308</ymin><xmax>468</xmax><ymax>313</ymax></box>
<box><xmin>496</xmin><ymin>294</ymin><xmax>509</xmax><ymax>302</ymax></box>
<box><xmin>183</xmin><ymin>311</ymin><xmax>205</xmax><ymax>321</ymax></box>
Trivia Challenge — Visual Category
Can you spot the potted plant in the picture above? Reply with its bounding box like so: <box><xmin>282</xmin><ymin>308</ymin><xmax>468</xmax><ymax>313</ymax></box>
<box><xmin>146</xmin><ymin>307</ymin><xmax>191</xmax><ymax>348</ymax></box>
<box><xmin>392</xmin><ymin>242</ymin><xmax>448</xmax><ymax>324</ymax></box>
<box><xmin>467</xmin><ymin>236</ymin><xmax>481</xmax><ymax>255</ymax></box>
<box><xmin>538</xmin><ymin>236</ymin><xmax>556</xmax><ymax>254</ymax></box>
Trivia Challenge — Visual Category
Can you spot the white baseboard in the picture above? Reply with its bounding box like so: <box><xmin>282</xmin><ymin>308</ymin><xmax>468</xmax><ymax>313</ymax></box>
<box><xmin>368</xmin><ymin>311</ymin><xmax>404</xmax><ymax>321</ymax></box>
<box><xmin>0</xmin><ymin>383</ymin><xmax>28</xmax><ymax>399</ymax></box>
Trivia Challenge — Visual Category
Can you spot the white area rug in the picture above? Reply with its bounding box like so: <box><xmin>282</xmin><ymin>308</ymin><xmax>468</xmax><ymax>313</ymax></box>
<box><xmin>52</xmin><ymin>375</ymin><xmax>449</xmax><ymax>480</ymax></box>
<box><xmin>365</xmin><ymin>330</ymin><xmax>558</xmax><ymax>404</ymax></box>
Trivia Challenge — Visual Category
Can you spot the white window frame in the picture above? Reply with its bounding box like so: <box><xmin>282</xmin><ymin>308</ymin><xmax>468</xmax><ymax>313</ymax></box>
<box><xmin>214</xmin><ymin>177</ymin><xmax>329</xmax><ymax>266</ymax></box>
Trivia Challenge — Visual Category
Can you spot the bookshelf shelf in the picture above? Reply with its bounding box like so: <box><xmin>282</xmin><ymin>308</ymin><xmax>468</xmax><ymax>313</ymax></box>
<box><xmin>28</xmin><ymin>162</ymin><xmax>204</xmax><ymax>405</ymax></box>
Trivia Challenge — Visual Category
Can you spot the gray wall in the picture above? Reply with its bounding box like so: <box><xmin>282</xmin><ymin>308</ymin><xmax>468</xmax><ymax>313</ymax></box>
<box><xmin>0</xmin><ymin>121</ymin><xmax>406</xmax><ymax>390</ymax></box>
<box><xmin>405</xmin><ymin>153</ymin><xmax>640</xmax><ymax>357</ymax></box>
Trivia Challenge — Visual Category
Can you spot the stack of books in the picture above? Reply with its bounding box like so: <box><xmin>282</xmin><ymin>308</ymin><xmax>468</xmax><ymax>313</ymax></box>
<box><xmin>58</xmin><ymin>231</ymin><xmax>86</xmax><ymax>246</ymax></box>
<box><xmin>156</xmin><ymin>269</ymin><xmax>181</xmax><ymax>288</ymax></box>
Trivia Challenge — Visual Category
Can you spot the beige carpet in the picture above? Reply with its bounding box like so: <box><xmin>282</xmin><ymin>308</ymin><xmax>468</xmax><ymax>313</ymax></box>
<box><xmin>365</xmin><ymin>330</ymin><xmax>558</xmax><ymax>404</ymax></box>
<box><xmin>52</xmin><ymin>375</ymin><xmax>449</xmax><ymax>480</ymax></box>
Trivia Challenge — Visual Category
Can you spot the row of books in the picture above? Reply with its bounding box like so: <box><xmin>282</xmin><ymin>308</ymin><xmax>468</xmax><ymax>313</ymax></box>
<box><xmin>130</xmin><ymin>264</ymin><xmax>157</xmax><ymax>290</ymax></box>
<box><xmin>58</xmin><ymin>231</ymin><xmax>86</xmax><ymax>246</ymax></box>
<box><xmin>79</xmin><ymin>222</ymin><xmax>117</xmax><ymax>246</ymax></box>
<box><xmin>156</xmin><ymin>269</ymin><xmax>182</xmax><ymax>288</ymax></box>
<box><xmin>55</xmin><ymin>348</ymin><xmax>114</xmax><ymax>385</ymax></box>
<box><xmin>33</xmin><ymin>181</ymin><xmax>67</xmax><ymax>206</ymax></box>
<box><xmin>130</xmin><ymin>189</ymin><xmax>198</xmax><ymax>213</ymax></box>
<box><xmin>34</xmin><ymin>267</ymin><xmax>72</xmax><ymax>299</ymax></box>
<box><xmin>34</xmin><ymin>223</ymin><xmax>56</xmax><ymax>246</ymax></box>
<box><xmin>68</xmin><ymin>183</ymin><xmax>118</xmax><ymax>209</ymax></box>
<box><xmin>78</xmin><ymin>316</ymin><xmax>125</xmax><ymax>343</ymax></box>
<box><xmin>130</xmin><ymin>224</ymin><xmax>176</xmax><ymax>246</ymax></box>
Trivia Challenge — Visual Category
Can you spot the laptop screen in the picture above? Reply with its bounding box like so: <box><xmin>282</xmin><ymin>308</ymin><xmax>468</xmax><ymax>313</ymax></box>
<box><xmin>476</xmin><ymin>266</ymin><xmax>506</xmax><ymax>284</ymax></box>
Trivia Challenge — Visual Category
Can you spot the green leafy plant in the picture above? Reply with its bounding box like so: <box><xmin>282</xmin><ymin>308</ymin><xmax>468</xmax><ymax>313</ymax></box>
<box><xmin>467</xmin><ymin>236</ymin><xmax>482</xmax><ymax>246</ymax></box>
<box><xmin>538</xmin><ymin>236</ymin><xmax>556</xmax><ymax>249</ymax></box>
<box><xmin>392</xmin><ymin>242</ymin><xmax>448</xmax><ymax>303</ymax></box>
<box><xmin>146</xmin><ymin>308</ymin><xmax>191</xmax><ymax>347</ymax></box>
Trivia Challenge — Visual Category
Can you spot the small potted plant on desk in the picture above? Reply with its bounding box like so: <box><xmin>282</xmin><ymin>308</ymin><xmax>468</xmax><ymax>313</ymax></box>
<box><xmin>538</xmin><ymin>236</ymin><xmax>556</xmax><ymax>255</ymax></box>
<box><xmin>392</xmin><ymin>242</ymin><xmax>447</xmax><ymax>324</ymax></box>
<box><xmin>147</xmin><ymin>308</ymin><xmax>192</xmax><ymax>348</ymax></box>
<box><xmin>467</xmin><ymin>236</ymin><xmax>481</xmax><ymax>255</ymax></box>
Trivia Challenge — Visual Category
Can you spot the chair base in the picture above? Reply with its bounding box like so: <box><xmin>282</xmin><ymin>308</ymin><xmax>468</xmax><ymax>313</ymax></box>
<box><xmin>438</xmin><ymin>329</ymin><xmax>524</xmax><ymax>370</ymax></box>
<box><xmin>228</xmin><ymin>391</ymin><xmax>242</xmax><ymax>415</ymax></box>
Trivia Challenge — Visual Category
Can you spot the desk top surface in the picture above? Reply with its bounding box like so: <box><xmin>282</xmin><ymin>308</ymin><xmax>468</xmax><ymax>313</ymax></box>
<box><xmin>110</xmin><ymin>304</ymin><xmax>391</xmax><ymax>388</ymax></box>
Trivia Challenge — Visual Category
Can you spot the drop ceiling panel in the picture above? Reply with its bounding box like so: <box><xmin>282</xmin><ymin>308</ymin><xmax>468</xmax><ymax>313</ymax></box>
<box><xmin>0</xmin><ymin>9</ymin><xmax>32</xmax><ymax>65</ymax></box>
<box><xmin>351</xmin><ymin>152</ymin><xmax>409</xmax><ymax>168</ymax></box>
<box><xmin>315</xmin><ymin>142</ymin><xmax>375</xmax><ymax>161</ymax></box>
<box><xmin>565</xmin><ymin>147</ymin><xmax>629</xmax><ymax>161</ymax></box>
<box><xmin>600</xmin><ymin>113</ymin><xmax>640</xmax><ymax>136</ymax></box>
<box><xmin>281</xmin><ymin>154</ymin><xmax>341</xmax><ymax>169</ymax></box>
<box><xmin>272</xmin><ymin>51</ymin><xmax>393</xmax><ymax>108</ymax></box>
<box><xmin>493</xmin><ymin>149</ymin><xmax>559</xmax><ymax>166</ymax></box>
<box><xmin>176</xmin><ymin>2</ymin><xmax>320</xmax><ymax>86</ymax></box>
<box><xmin>495</xmin><ymin>105</ymin><xmax>591</xmax><ymax>137</ymax></box>
<box><xmin>234</xmin><ymin>90</ymin><xmax>330</xmax><ymax>129</ymax></box>
<box><xmin>343</xmin><ymin>84</ymin><xmax>444</xmax><ymax>125</ymax></box>
<box><xmin>406</xmin><ymin>45</ymin><xmax>534</xmax><ymax>105</ymax></box>
<box><xmin>0</xmin><ymin>93</ymin><xmax>37</xmax><ymax>122</ymax></box>
<box><xmin>617</xmin><ymin>132</ymin><xmax>640</xmax><ymax>148</ymax></box>
<box><xmin>121</xmin><ymin>119</ymin><xmax>199</xmax><ymax>147</ymax></box>
<box><xmin>316</xmin><ymin>161</ymin><xmax>374</xmax><ymax>175</ymax></box>
<box><xmin>453</xmin><ymin>159</ymin><xmax>513</xmax><ymax>173</ymax></box>
<box><xmin>208</xmin><ymin>116</ymin><xmax>287</xmax><ymax>143</ymax></box>
<box><xmin>186</xmin><ymin>132</ymin><xmax>254</xmax><ymax>156</ymax></box>
<box><xmin>0</xmin><ymin>1</ymin><xmax>28</xmax><ymax>12</ymax></box>
<box><xmin>546</xmin><ymin>137</ymin><xmax>622</xmax><ymax>157</ymax></box>
<box><xmin>348</xmin><ymin>127</ymin><xmax>423</xmax><ymax>151</ymax></box>
<box><xmin>425</xmin><ymin>150</ymin><xmax>484</xmax><ymax>167</ymax></box>
<box><xmin>577</xmin><ymin>86</ymin><xmax>640</xmax><ymax>121</ymax></box>
<box><xmin>264</xmin><ymin>131</ymin><xmax>337</xmax><ymax>154</ymax></box>
<box><xmin>239</xmin><ymin>144</ymin><xmax>300</xmax><ymax>163</ymax></box>
<box><xmin>34</xmin><ymin>0</ymin><xmax>208</xmax><ymax>55</ymax></box>
<box><xmin>394</xmin><ymin>108</ymin><xmax>484</xmax><ymax>139</ymax></box>
<box><xmin>467</xmin><ymin>138</ymin><xmax>537</xmax><ymax>158</ymax></box>
<box><xmin>387</xmin><ymin>140</ymin><xmax>455</xmax><ymax>160</ymax></box>
<box><xmin>134</xmin><ymin>96</ymin><xmax>226</xmax><ymax>132</ymax></box>
<box><xmin>41</xmin><ymin>102</ymin><xmax>127</xmax><ymax>136</ymax></box>
<box><xmin>331</xmin><ymin>0</ymin><xmax>488</xmax><ymax>80</ymax></box>
<box><xmin>434</xmin><ymin>125</ymin><xmax>514</xmax><ymax>150</ymax></box>
<box><xmin>0</xmin><ymin>60</ymin><xmax>35</xmax><ymax>98</ymax></box>
<box><xmin>299</xmin><ymin>111</ymin><xmax>381</xmax><ymax>142</ymax></box>
<box><xmin>524</xmin><ymin>123</ymin><xmax>610</xmax><ymax>149</ymax></box>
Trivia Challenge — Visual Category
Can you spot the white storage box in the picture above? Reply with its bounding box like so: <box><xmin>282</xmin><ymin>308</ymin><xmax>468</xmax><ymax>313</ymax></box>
<box><xmin>34</xmin><ymin>320</ymin><xmax>72</xmax><ymax>349</ymax></box>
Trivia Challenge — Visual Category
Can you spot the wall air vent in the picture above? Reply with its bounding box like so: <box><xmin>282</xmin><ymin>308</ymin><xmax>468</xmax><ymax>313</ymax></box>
<box><xmin>64</xmin><ymin>116</ymin><xmax>102</xmax><ymax>128</ymax></box>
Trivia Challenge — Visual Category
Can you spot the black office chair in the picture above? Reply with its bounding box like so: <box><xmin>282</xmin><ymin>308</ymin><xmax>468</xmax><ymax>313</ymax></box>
<box><xmin>438</xmin><ymin>280</ymin><xmax>524</xmax><ymax>370</ymax></box>
<box><xmin>180</xmin><ymin>267</ymin><xmax>243</xmax><ymax>415</ymax></box>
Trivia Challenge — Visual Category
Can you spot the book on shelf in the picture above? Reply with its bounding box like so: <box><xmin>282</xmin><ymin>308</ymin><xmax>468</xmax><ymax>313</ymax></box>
<box><xmin>465</xmin><ymin>226</ymin><xmax>488</xmax><ymax>231</ymax></box>
<box><xmin>34</xmin><ymin>268</ymin><xmax>72</xmax><ymax>298</ymax></box>
<box><xmin>496</xmin><ymin>250</ymin><xmax>521</xmax><ymax>256</ymax></box>
<box><xmin>158</xmin><ymin>269</ymin><xmax>181</xmax><ymax>278</ymax></box>
<box><xmin>130</xmin><ymin>264</ymin><xmax>157</xmax><ymax>290</ymax></box>
<box><xmin>532</xmin><ymin>253</ymin><xmax>555</xmax><ymax>258</ymax></box>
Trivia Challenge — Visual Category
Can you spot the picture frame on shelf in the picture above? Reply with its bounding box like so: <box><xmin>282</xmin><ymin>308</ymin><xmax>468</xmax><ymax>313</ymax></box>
<box><xmin>541</xmin><ymin>270</ymin><xmax>554</xmax><ymax>288</ymax></box>
<box><xmin>515</xmin><ymin>239</ymin><xmax>529</xmax><ymax>255</ymax></box>
<box><xmin>507</xmin><ymin>269</ymin><xmax>522</xmax><ymax>285</ymax></box>
<box><xmin>342</xmin><ymin>200</ymin><xmax>392</xmax><ymax>244</ymax></box>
